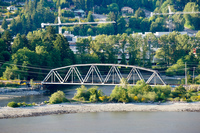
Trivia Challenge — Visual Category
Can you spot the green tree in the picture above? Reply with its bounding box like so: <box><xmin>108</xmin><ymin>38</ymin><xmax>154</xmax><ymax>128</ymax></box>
<box><xmin>53</xmin><ymin>34</ymin><xmax>75</xmax><ymax>65</ymax></box>
<box><xmin>183</xmin><ymin>2</ymin><xmax>200</xmax><ymax>30</ymax></box>
<box><xmin>87</xmin><ymin>11</ymin><xmax>94</xmax><ymax>22</ymax></box>
<box><xmin>135</xmin><ymin>8</ymin><xmax>145</xmax><ymax>18</ymax></box>
<box><xmin>10</xmin><ymin>19</ymin><xmax>17</xmax><ymax>35</ymax></box>
<box><xmin>11</xmin><ymin>34</ymin><xmax>24</xmax><ymax>53</ymax></box>
<box><xmin>107</xmin><ymin>3</ymin><xmax>119</xmax><ymax>12</ymax></box>
<box><xmin>117</xmin><ymin>16</ymin><xmax>126</xmax><ymax>34</ymax></box>
<box><xmin>1</xmin><ymin>17</ymin><xmax>8</xmax><ymax>30</ymax></box>
<box><xmin>49</xmin><ymin>90</ymin><xmax>68</xmax><ymax>104</ymax></box>
<box><xmin>2</xmin><ymin>31</ymin><xmax>12</xmax><ymax>52</ymax></box>
<box><xmin>128</xmin><ymin>34</ymin><xmax>142</xmax><ymax>65</ymax></box>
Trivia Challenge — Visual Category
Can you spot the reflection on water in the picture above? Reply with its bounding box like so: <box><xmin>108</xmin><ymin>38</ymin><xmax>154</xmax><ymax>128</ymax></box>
<box><xmin>0</xmin><ymin>112</ymin><xmax>199</xmax><ymax>133</ymax></box>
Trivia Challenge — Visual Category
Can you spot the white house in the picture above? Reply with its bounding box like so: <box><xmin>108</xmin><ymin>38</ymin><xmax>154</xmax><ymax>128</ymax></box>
<box><xmin>7</xmin><ymin>6</ymin><xmax>18</xmax><ymax>11</ymax></box>
<box><xmin>74</xmin><ymin>9</ymin><xmax>85</xmax><ymax>17</ymax></box>
<box><xmin>121</xmin><ymin>7</ymin><xmax>134</xmax><ymax>14</ymax></box>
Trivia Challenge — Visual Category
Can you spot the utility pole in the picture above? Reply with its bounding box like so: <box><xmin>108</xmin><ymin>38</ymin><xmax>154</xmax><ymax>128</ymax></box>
<box><xmin>193</xmin><ymin>67</ymin><xmax>195</xmax><ymax>84</ymax></box>
<box><xmin>185</xmin><ymin>62</ymin><xmax>187</xmax><ymax>87</ymax></box>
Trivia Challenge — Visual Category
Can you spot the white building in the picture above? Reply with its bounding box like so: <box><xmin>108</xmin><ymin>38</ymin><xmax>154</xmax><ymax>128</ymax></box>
<box><xmin>7</xmin><ymin>6</ymin><xmax>18</xmax><ymax>11</ymax></box>
<box><xmin>121</xmin><ymin>7</ymin><xmax>134</xmax><ymax>14</ymax></box>
<box><xmin>63</xmin><ymin>31</ymin><xmax>96</xmax><ymax>54</ymax></box>
<box><xmin>136</xmin><ymin>31</ymin><xmax>188</xmax><ymax>38</ymax></box>
<box><xmin>74</xmin><ymin>9</ymin><xmax>85</xmax><ymax>17</ymax></box>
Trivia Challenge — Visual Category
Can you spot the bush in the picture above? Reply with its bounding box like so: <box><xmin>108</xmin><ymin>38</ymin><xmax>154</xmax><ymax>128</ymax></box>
<box><xmin>73</xmin><ymin>85</ymin><xmax>90</xmax><ymax>101</ymax></box>
<box><xmin>190</xmin><ymin>96</ymin><xmax>198</xmax><ymax>102</ymax></box>
<box><xmin>49</xmin><ymin>90</ymin><xmax>68</xmax><ymax>104</ymax></box>
<box><xmin>142</xmin><ymin>85</ymin><xmax>152</xmax><ymax>93</ymax></box>
<box><xmin>143</xmin><ymin>92</ymin><xmax>157</xmax><ymax>102</ymax></box>
<box><xmin>7</xmin><ymin>102</ymin><xmax>19</xmax><ymax>108</ymax></box>
<box><xmin>73</xmin><ymin>86</ymin><xmax>103</xmax><ymax>102</ymax></box>
<box><xmin>110</xmin><ymin>86</ymin><xmax>129</xmax><ymax>103</ymax></box>
<box><xmin>174</xmin><ymin>97</ymin><xmax>180</xmax><ymax>101</ymax></box>
<box><xmin>174</xmin><ymin>85</ymin><xmax>186</xmax><ymax>94</ymax></box>
<box><xmin>133</xmin><ymin>96</ymin><xmax>138</xmax><ymax>101</ymax></box>
<box><xmin>99</xmin><ymin>95</ymin><xmax>110</xmax><ymax>102</ymax></box>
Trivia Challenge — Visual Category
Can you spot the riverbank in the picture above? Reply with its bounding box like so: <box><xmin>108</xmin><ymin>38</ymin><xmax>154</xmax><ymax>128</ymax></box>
<box><xmin>0</xmin><ymin>86</ymin><xmax>45</xmax><ymax>100</ymax></box>
<box><xmin>1</xmin><ymin>102</ymin><xmax>200</xmax><ymax>119</ymax></box>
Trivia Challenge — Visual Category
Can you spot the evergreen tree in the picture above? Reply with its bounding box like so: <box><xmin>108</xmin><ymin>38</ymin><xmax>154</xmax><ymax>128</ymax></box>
<box><xmin>135</xmin><ymin>8</ymin><xmax>145</xmax><ymax>18</ymax></box>
<box><xmin>87</xmin><ymin>11</ymin><xmax>94</xmax><ymax>22</ymax></box>
<box><xmin>10</xmin><ymin>19</ymin><xmax>17</xmax><ymax>35</ymax></box>
<box><xmin>2</xmin><ymin>31</ymin><xmax>12</xmax><ymax>52</ymax></box>
<box><xmin>11</xmin><ymin>34</ymin><xmax>24</xmax><ymax>53</ymax></box>
<box><xmin>2</xmin><ymin>18</ymin><xmax>8</xmax><ymax>30</ymax></box>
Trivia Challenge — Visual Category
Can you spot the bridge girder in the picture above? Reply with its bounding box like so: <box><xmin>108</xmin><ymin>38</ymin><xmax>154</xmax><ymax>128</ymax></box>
<box><xmin>42</xmin><ymin>64</ymin><xmax>166</xmax><ymax>86</ymax></box>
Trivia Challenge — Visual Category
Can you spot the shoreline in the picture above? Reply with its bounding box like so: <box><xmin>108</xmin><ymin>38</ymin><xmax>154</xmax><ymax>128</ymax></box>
<box><xmin>1</xmin><ymin>102</ymin><xmax>200</xmax><ymax>119</ymax></box>
<box><xmin>0</xmin><ymin>87</ymin><xmax>45</xmax><ymax>100</ymax></box>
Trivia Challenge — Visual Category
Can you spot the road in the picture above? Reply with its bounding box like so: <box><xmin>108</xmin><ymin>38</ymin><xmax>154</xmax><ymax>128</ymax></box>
<box><xmin>0</xmin><ymin>18</ymin><xmax>14</xmax><ymax>24</ymax></box>
<box><xmin>184</xmin><ymin>27</ymin><xmax>198</xmax><ymax>36</ymax></box>
<box><xmin>92</xmin><ymin>13</ymin><xmax>107</xmax><ymax>22</ymax></box>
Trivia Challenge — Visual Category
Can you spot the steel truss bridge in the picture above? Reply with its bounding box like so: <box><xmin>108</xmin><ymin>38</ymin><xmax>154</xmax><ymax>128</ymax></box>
<box><xmin>42</xmin><ymin>64</ymin><xmax>166</xmax><ymax>86</ymax></box>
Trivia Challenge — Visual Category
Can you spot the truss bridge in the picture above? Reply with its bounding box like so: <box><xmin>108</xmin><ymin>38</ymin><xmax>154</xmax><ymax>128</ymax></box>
<box><xmin>42</xmin><ymin>64</ymin><xmax>166</xmax><ymax>86</ymax></box>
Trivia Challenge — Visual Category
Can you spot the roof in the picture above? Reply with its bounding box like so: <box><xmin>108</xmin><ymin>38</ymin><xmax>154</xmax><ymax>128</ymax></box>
<box><xmin>121</xmin><ymin>7</ymin><xmax>133</xmax><ymax>11</ymax></box>
<box><xmin>74</xmin><ymin>9</ymin><xmax>84</xmax><ymax>13</ymax></box>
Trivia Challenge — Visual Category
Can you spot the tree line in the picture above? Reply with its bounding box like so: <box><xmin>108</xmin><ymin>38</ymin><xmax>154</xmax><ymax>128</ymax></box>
<box><xmin>1</xmin><ymin>28</ymin><xmax>200</xmax><ymax>80</ymax></box>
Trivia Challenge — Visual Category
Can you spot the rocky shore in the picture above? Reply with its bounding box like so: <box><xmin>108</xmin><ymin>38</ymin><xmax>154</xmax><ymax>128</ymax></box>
<box><xmin>1</xmin><ymin>102</ymin><xmax>200</xmax><ymax>119</ymax></box>
<box><xmin>0</xmin><ymin>86</ymin><xmax>45</xmax><ymax>100</ymax></box>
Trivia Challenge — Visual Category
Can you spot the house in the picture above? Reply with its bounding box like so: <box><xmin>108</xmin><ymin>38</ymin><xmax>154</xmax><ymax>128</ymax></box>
<box><xmin>17</xmin><ymin>2</ymin><xmax>25</xmax><ymax>6</ymax></box>
<box><xmin>74</xmin><ymin>9</ymin><xmax>85</xmax><ymax>17</ymax></box>
<box><xmin>121</xmin><ymin>7</ymin><xmax>134</xmax><ymax>14</ymax></box>
<box><xmin>62</xmin><ymin>8</ymin><xmax>72</xmax><ymax>12</ymax></box>
<box><xmin>7</xmin><ymin>6</ymin><xmax>18</xmax><ymax>11</ymax></box>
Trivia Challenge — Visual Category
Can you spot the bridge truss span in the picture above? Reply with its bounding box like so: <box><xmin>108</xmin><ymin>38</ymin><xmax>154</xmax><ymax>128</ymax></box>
<box><xmin>42</xmin><ymin>64</ymin><xmax>166</xmax><ymax>86</ymax></box>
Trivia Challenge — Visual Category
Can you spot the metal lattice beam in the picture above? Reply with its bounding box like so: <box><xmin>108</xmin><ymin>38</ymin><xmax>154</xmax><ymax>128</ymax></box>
<box><xmin>42</xmin><ymin>64</ymin><xmax>166</xmax><ymax>85</ymax></box>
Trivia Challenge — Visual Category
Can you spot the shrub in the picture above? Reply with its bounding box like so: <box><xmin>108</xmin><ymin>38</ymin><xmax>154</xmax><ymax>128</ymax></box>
<box><xmin>88</xmin><ymin>86</ymin><xmax>103</xmax><ymax>102</ymax></box>
<box><xmin>141</xmin><ymin>97</ymin><xmax>146</xmax><ymax>102</ymax></box>
<box><xmin>73</xmin><ymin>85</ymin><xmax>90</xmax><ymax>101</ymax></box>
<box><xmin>190</xmin><ymin>96</ymin><xmax>198</xmax><ymax>101</ymax></box>
<box><xmin>49</xmin><ymin>90</ymin><xmax>68</xmax><ymax>104</ymax></box>
<box><xmin>175</xmin><ymin>85</ymin><xmax>186</xmax><ymax>94</ymax></box>
<box><xmin>17</xmin><ymin>102</ymin><xmax>22</xmax><ymax>106</ymax></box>
<box><xmin>110</xmin><ymin>86</ymin><xmax>129</xmax><ymax>103</ymax></box>
<box><xmin>7</xmin><ymin>102</ymin><xmax>19</xmax><ymax>108</ymax></box>
<box><xmin>145</xmin><ymin>92</ymin><xmax>157</xmax><ymax>102</ymax></box>
<box><xmin>174</xmin><ymin>97</ymin><xmax>180</xmax><ymax>101</ymax></box>
<box><xmin>73</xmin><ymin>86</ymin><xmax>103</xmax><ymax>102</ymax></box>
<box><xmin>137</xmin><ymin>94</ymin><xmax>142</xmax><ymax>102</ymax></box>
<box><xmin>167</xmin><ymin>98</ymin><xmax>173</xmax><ymax>101</ymax></box>
<box><xmin>133</xmin><ymin>96</ymin><xmax>138</xmax><ymax>101</ymax></box>
<box><xmin>142</xmin><ymin>85</ymin><xmax>152</xmax><ymax>93</ymax></box>
<box><xmin>89</xmin><ymin>94</ymin><xmax>98</xmax><ymax>102</ymax></box>
<box><xmin>99</xmin><ymin>95</ymin><xmax>110</xmax><ymax>102</ymax></box>
<box><xmin>22</xmin><ymin>102</ymin><xmax>27</xmax><ymax>106</ymax></box>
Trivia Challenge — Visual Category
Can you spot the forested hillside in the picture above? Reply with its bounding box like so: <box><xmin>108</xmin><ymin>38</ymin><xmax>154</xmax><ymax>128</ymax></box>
<box><xmin>1</xmin><ymin>0</ymin><xmax>200</xmax><ymax>82</ymax></box>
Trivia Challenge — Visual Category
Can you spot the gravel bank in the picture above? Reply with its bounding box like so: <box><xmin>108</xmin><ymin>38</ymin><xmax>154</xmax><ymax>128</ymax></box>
<box><xmin>1</xmin><ymin>102</ymin><xmax>200</xmax><ymax>119</ymax></box>
<box><xmin>0</xmin><ymin>87</ymin><xmax>45</xmax><ymax>100</ymax></box>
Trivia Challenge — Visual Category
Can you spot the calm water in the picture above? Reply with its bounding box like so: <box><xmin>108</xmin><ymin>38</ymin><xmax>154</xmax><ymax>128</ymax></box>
<box><xmin>0</xmin><ymin>76</ymin><xmax>181</xmax><ymax>107</ymax></box>
<box><xmin>0</xmin><ymin>111</ymin><xmax>199</xmax><ymax>133</ymax></box>
<box><xmin>0</xmin><ymin>85</ymin><xmax>115</xmax><ymax>107</ymax></box>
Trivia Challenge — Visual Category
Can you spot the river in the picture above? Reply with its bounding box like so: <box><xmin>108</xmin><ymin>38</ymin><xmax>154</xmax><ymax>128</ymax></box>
<box><xmin>0</xmin><ymin>76</ymin><xmax>181</xmax><ymax>107</ymax></box>
<box><xmin>0</xmin><ymin>85</ymin><xmax>115</xmax><ymax>107</ymax></box>
<box><xmin>0</xmin><ymin>111</ymin><xmax>199</xmax><ymax>133</ymax></box>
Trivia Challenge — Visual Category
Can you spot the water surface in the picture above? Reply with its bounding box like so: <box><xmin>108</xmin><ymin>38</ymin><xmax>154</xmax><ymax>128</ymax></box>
<box><xmin>0</xmin><ymin>112</ymin><xmax>199</xmax><ymax>133</ymax></box>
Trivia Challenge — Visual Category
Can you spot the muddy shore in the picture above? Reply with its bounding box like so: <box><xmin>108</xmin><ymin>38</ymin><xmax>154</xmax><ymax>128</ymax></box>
<box><xmin>0</xmin><ymin>102</ymin><xmax>200</xmax><ymax>119</ymax></box>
